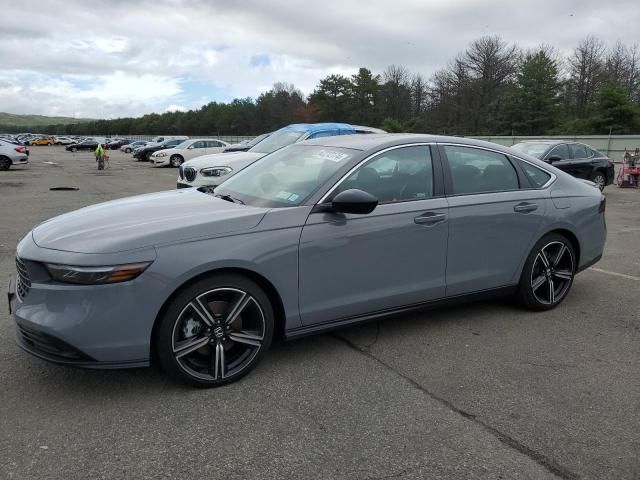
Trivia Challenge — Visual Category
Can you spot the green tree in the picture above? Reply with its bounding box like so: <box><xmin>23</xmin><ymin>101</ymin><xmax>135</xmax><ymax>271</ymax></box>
<box><xmin>503</xmin><ymin>48</ymin><xmax>562</xmax><ymax>135</ymax></box>
<box><xmin>307</xmin><ymin>74</ymin><xmax>353</xmax><ymax>121</ymax></box>
<box><xmin>590</xmin><ymin>82</ymin><xmax>639</xmax><ymax>133</ymax></box>
<box><xmin>348</xmin><ymin>68</ymin><xmax>382</xmax><ymax>126</ymax></box>
<box><xmin>381</xmin><ymin>117</ymin><xmax>403</xmax><ymax>132</ymax></box>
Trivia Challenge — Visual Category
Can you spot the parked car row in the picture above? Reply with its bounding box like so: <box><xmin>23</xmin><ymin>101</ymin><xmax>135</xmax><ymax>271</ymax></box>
<box><xmin>0</xmin><ymin>137</ymin><xmax>29</xmax><ymax>170</ymax></box>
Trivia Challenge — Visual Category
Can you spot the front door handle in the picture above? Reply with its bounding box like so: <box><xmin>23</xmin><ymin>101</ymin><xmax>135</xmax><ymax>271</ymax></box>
<box><xmin>513</xmin><ymin>202</ymin><xmax>538</xmax><ymax>213</ymax></box>
<box><xmin>414</xmin><ymin>212</ymin><xmax>447</xmax><ymax>225</ymax></box>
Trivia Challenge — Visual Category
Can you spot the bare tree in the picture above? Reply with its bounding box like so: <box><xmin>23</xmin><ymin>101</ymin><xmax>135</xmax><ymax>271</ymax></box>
<box><xmin>382</xmin><ymin>65</ymin><xmax>412</xmax><ymax>119</ymax></box>
<box><xmin>410</xmin><ymin>73</ymin><xmax>428</xmax><ymax>116</ymax></box>
<box><xmin>567</xmin><ymin>36</ymin><xmax>605</xmax><ymax>117</ymax></box>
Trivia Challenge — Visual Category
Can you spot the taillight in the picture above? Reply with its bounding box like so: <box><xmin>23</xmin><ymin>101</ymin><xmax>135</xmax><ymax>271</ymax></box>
<box><xmin>14</xmin><ymin>146</ymin><xmax>26</xmax><ymax>153</ymax></box>
<box><xmin>598</xmin><ymin>196</ymin><xmax>606</xmax><ymax>213</ymax></box>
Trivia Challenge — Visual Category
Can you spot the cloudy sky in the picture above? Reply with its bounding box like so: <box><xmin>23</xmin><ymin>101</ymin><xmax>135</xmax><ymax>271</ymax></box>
<box><xmin>0</xmin><ymin>0</ymin><xmax>638</xmax><ymax>119</ymax></box>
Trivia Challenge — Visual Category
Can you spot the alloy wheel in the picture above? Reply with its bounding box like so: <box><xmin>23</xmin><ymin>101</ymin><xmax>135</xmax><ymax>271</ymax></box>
<box><xmin>171</xmin><ymin>288</ymin><xmax>266</xmax><ymax>381</ymax></box>
<box><xmin>530</xmin><ymin>241</ymin><xmax>575</xmax><ymax>305</ymax></box>
<box><xmin>170</xmin><ymin>155</ymin><xmax>183</xmax><ymax>167</ymax></box>
<box><xmin>592</xmin><ymin>173</ymin><xmax>606</xmax><ymax>191</ymax></box>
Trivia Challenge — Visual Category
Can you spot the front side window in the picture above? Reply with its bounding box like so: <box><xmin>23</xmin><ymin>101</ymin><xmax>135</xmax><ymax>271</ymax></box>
<box><xmin>214</xmin><ymin>145</ymin><xmax>356</xmax><ymax>208</ymax></box>
<box><xmin>569</xmin><ymin>143</ymin><xmax>588</xmax><ymax>159</ymax></box>
<box><xmin>517</xmin><ymin>160</ymin><xmax>552</xmax><ymax>188</ymax></box>
<box><xmin>444</xmin><ymin>145</ymin><xmax>519</xmax><ymax>195</ymax></box>
<box><xmin>335</xmin><ymin>146</ymin><xmax>433</xmax><ymax>203</ymax></box>
<box><xmin>191</xmin><ymin>141</ymin><xmax>206</xmax><ymax>149</ymax></box>
<box><xmin>546</xmin><ymin>144</ymin><xmax>570</xmax><ymax>161</ymax></box>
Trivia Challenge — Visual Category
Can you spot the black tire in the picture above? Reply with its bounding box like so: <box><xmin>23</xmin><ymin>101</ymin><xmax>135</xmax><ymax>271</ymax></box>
<box><xmin>0</xmin><ymin>156</ymin><xmax>11</xmax><ymax>170</ymax></box>
<box><xmin>169</xmin><ymin>154</ymin><xmax>184</xmax><ymax>168</ymax></box>
<box><xmin>71</xmin><ymin>147</ymin><xmax>77</xmax><ymax>152</ymax></box>
<box><xmin>591</xmin><ymin>171</ymin><xmax>607</xmax><ymax>191</ymax></box>
<box><xmin>517</xmin><ymin>233</ymin><xmax>576</xmax><ymax>311</ymax></box>
<box><xmin>125</xmin><ymin>148</ymin><xmax>132</xmax><ymax>153</ymax></box>
<box><xmin>155</xmin><ymin>273</ymin><xmax>274</xmax><ymax>387</ymax></box>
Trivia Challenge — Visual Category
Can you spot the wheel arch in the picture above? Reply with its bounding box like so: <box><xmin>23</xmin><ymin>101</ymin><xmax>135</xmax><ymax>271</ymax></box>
<box><xmin>149</xmin><ymin>266</ymin><xmax>286</xmax><ymax>364</ymax></box>
<box><xmin>542</xmin><ymin>228</ymin><xmax>581</xmax><ymax>267</ymax></box>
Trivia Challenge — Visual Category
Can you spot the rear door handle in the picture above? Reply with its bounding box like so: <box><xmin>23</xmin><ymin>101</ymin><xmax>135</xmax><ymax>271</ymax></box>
<box><xmin>414</xmin><ymin>212</ymin><xmax>447</xmax><ymax>225</ymax></box>
<box><xmin>513</xmin><ymin>202</ymin><xmax>538</xmax><ymax>213</ymax></box>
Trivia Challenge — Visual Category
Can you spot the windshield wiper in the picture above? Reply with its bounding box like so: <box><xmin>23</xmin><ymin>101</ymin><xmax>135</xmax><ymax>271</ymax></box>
<box><xmin>214</xmin><ymin>193</ymin><xmax>245</xmax><ymax>205</ymax></box>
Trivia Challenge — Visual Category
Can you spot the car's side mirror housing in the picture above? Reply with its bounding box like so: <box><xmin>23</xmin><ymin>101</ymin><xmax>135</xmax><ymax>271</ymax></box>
<box><xmin>329</xmin><ymin>189</ymin><xmax>378</xmax><ymax>215</ymax></box>
<box><xmin>547</xmin><ymin>155</ymin><xmax>562</xmax><ymax>163</ymax></box>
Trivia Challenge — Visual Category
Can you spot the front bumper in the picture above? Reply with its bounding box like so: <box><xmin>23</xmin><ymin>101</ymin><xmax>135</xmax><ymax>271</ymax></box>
<box><xmin>150</xmin><ymin>157</ymin><xmax>169</xmax><ymax>167</ymax></box>
<box><xmin>177</xmin><ymin>182</ymin><xmax>192</xmax><ymax>189</ymax></box>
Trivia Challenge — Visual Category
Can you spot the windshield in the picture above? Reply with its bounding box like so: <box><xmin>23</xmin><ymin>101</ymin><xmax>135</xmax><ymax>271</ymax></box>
<box><xmin>175</xmin><ymin>140</ymin><xmax>192</xmax><ymax>149</ymax></box>
<box><xmin>214</xmin><ymin>145</ymin><xmax>357</xmax><ymax>208</ymax></box>
<box><xmin>511</xmin><ymin>142</ymin><xmax>552</xmax><ymax>159</ymax></box>
<box><xmin>248</xmin><ymin>130</ymin><xmax>305</xmax><ymax>154</ymax></box>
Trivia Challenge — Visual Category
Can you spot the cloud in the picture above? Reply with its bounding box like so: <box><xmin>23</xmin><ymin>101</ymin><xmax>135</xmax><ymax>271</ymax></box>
<box><xmin>0</xmin><ymin>0</ymin><xmax>638</xmax><ymax>117</ymax></box>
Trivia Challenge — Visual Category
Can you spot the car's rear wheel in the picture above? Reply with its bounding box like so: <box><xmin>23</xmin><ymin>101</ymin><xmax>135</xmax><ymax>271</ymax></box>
<box><xmin>0</xmin><ymin>156</ymin><xmax>11</xmax><ymax>170</ymax></box>
<box><xmin>169</xmin><ymin>154</ymin><xmax>184</xmax><ymax>168</ymax></box>
<box><xmin>517</xmin><ymin>233</ymin><xmax>576</xmax><ymax>310</ymax></box>
<box><xmin>155</xmin><ymin>274</ymin><xmax>274</xmax><ymax>387</ymax></box>
<box><xmin>125</xmin><ymin>148</ymin><xmax>131</xmax><ymax>153</ymax></box>
<box><xmin>591</xmin><ymin>171</ymin><xmax>607</xmax><ymax>191</ymax></box>
<box><xmin>70</xmin><ymin>147</ymin><xmax>77</xmax><ymax>152</ymax></box>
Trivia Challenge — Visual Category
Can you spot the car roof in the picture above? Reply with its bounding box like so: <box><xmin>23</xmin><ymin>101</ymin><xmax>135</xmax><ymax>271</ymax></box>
<box><xmin>276</xmin><ymin>123</ymin><xmax>355</xmax><ymax>134</ymax></box>
<box><xmin>302</xmin><ymin>133</ymin><xmax>527</xmax><ymax>154</ymax></box>
<box><xmin>517</xmin><ymin>140</ymin><xmax>573</xmax><ymax>145</ymax></box>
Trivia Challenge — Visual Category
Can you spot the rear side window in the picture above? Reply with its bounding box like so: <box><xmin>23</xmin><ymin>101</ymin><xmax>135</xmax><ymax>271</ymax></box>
<box><xmin>570</xmin><ymin>143</ymin><xmax>588</xmax><ymax>159</ymax></box>
<box><xmin>517</xmin><ymin>160</ymin><xmax>552</xmax><ymax>188</ymax></box>
<box><xmin>546</xmin><ymin>144</ymin><xmax>570</xmax><ymax>160</ymax></box>
<box><xmin>444</xmin><ymin>146</ymin><xmax>519</xmax><ymax>195</ymax></box>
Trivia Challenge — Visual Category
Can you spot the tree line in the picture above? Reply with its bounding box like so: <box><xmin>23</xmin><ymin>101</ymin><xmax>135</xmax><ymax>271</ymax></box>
<box><xmin>7</xmin><ymin>35</ymin><xmax>640</xmax><ymax>136</ymax></box>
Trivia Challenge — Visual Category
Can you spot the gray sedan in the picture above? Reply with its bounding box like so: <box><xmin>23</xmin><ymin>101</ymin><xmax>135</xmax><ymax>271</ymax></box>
<box><xmin>9</xmin><ymin>134</ymin><xmax>607</xmax><ymax>387</ymax></box>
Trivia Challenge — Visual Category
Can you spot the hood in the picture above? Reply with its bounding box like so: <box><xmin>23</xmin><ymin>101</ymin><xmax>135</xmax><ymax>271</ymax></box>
<box><xmin>183</xmin><ymin>151</ymin><xmax>264</xmax><ymax>170</ymax></box>
<box><xmin>32</xmin><ymin>189</ymin><xmax>268</xmax><ymax>254</ymax></box>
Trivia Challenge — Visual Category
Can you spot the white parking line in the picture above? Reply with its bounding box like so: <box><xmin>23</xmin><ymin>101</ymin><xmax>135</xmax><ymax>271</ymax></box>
<box><xmin>589</xmin><ymin>267</ymin><xmax>640</xmax><ymax>281</ymax></box>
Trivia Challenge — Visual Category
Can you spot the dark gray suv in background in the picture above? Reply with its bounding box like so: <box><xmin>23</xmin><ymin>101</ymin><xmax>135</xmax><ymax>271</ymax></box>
<box><xmin>511</xmin><ymin>140</ymin><xmax>615</xmax><ymax>190</ymax></box>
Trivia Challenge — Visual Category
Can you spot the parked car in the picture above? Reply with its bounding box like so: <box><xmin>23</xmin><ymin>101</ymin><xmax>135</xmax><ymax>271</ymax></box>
<box><xmin>146</xmin><ymin>135</ymin><xmax>189</xmax><ymax>148</ymax></box>
<box><xmin>121</xmin><ymin>141</ymin><xmax>147</xmax><ymax>153</ymax></box>
<box><xmin>511</xmin><ymin>140</ymin><xmax>615</xmax><ymax>191</ymax></box>
<box><xmin>150</xmin><ymin>139</ymin><xmax>229</xmax><ymax>167</ymax></box>
<box><xmin>134</xmin><ymin>138</ymin><xmax>188</xmax><ymax>161</ymax></box>
<box><xmin>65</xmin><ymin>139</ymin><xmax>99</xmax><ymax>152</ymax></box>
<box><xmin>177</xmin><ymin>123</ymin><xmax>359</xmax><ymax>190</ymax></box>
<box><xmin>28</xmin><ymin>136</ymin><xmax>54</xmax><ymax>146</ymax></box>
<box><xmin>0</xmin><ymin>138</ymin><xmax>29</xmax><ymax>170</ymax></box>
<box><xmin>54</xmin><ymin>136</ymin><xmax>74</xmax><ymax>145</ymax></box>
<box><xmin>8</xmin><ymin>134</ymin><xmax>607</xmax><ymax>387</ymax></box>
<box><xmin>105</xmin><ymin>139</ymin><xmax>130</xmax><ymax>150</ymax></box>
<box><xmin>223</xmin><ymin>133</ymin><xmax>271</xmax><ymax>153</ymax></box>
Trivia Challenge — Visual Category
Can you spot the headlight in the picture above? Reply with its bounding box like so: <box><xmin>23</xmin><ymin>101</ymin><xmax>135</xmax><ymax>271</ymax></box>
<box><xmin>155</xmin><ymin>152</ymin><xmax>167</xmax><ymax>157</ymax></box>
<box><xmin>200</xmin><ymin>166</ymin><xmax>232</xmax><ymax>177</ymax></box>
<box><xmin>45</xmin><ymin>262</ymin><xmax>151</xmax><ymax>285</ymax></box>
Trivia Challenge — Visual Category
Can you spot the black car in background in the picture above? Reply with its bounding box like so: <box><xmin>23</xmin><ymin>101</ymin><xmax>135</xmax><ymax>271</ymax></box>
<box><xmin>133</xmin><ymin>138</ymin><xmax>184</xmax><ymax>161</ymax></box>
<box><xmin>511</xmin><ymin>140</ymin><xmax>615</xmax><ymax>190</ymax></box>
<box><xmin>65</xmin><ymin>139</ymin><xmax>100</xmax><ymax>152</ymax></box>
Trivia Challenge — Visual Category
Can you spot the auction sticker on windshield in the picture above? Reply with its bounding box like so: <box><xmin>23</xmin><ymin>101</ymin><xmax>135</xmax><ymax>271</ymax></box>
<box><xmin>312</xmin><ymin>150</ymin><xmax>349</xmax><ymax>162</ymax></box>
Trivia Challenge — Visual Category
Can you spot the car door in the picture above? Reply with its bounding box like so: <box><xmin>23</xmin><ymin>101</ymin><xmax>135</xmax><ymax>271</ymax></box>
<box><xmin>185</xmin><ymin>140</ymin><xmax>207</xmax><ymax>160</ymax></box>
<box><xmin>204</xmin><ymin>140</ymin><xmax>225</xmax><ymax>155</ymax></box>
<box><xmin>565</xmin><ymin>143</ymin><xmax>594</xmax><ymax>179</ymax></box>
<box><xmin>440</xmin><ymin>144</ymin><xmax>548</xmax><ymax>296</ymax></box>
<box><xmin>298</xmin><ymin>144</ymin><xmax>449</xmax><ymax>326</ymax></box>
<box><xmin>543</xmin><ymin>143</ymin><xmax>573</xmax><ymax>173</ymax></box>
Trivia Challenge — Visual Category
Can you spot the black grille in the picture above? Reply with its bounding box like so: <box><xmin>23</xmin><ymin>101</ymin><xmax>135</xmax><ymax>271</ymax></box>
<box><xmin>178</xmin><ymin>165</ymin><xmax>184</xmax><ymax>180</ymax></box>
<box><xmin>184</xmin><ymin>167</ymin><xmax>196</xmax><ymax>182</ymax></box>
<box><xmin>17</xmin><ymin>324</ymin><xmax>93</xmax><ymax>362</ymax></box>
<box><xmin>15</xmin><ymin>257</ymin><xmax>31</xmax><ymax>300</ymax></box>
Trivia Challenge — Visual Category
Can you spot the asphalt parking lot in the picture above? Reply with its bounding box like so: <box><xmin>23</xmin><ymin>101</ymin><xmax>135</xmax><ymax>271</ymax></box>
<box><xmin>0</xmin><ymin>146</ymin><xmax>638</xmax><ymax>480</ymax></box>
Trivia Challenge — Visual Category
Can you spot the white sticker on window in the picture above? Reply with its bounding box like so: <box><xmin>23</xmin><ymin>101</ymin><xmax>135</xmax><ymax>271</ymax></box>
<box><xmin>312</xmin><ymin>150</ymin><xmax>349</xmax><ymax>162</ymax></box>
<box><xmin>276</xmin><ymin>191</ymin><xmax>293</xmax><ymax>200</ymax></box>
<box><xmin>288</xmin><ymin>193</ymin><xmax>300</xmax><ymax>202</ymax></box>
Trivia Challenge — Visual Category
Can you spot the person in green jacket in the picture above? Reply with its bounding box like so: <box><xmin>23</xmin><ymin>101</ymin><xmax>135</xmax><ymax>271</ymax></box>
<box><xmin>95</xmin><ymin>143</ymin><xmax>105</xmax><ymax>170</ymax></box>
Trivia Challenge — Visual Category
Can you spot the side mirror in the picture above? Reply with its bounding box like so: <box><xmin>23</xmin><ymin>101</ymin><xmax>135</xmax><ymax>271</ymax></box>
<box><xmin>330</xmin><ymin>189</ymin><xmax>378</xmax><ymax>214</ymax></box>
<box><xmin>187</xmin><ymin>145</ymin><xmax>194</xmax><ymax>150</ymax></box>
<box><xmin>547</xmin><ymin>156</ymin><xmax>562</xmax><ymax>163</ymax></box>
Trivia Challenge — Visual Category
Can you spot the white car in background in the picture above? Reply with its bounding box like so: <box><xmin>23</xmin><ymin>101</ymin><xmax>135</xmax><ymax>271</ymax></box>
<box><xmin>53</xmin><ymin>136</ymin><xmax>74</xmax><ymax>145</ymax></box>
<box><xmin>150</xmin><ymin>138</ymin><xmax>228</xmax><ymax>167</ymax></box>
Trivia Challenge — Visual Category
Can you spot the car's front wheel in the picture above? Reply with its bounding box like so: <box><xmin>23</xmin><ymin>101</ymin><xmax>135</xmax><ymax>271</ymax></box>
<box><xmin>70</xmin><ymin>147</ymin><xmax>77</xmax><ymax>152</ymax></box>
<box><xmin>591</xmin><ymin>171</ymin><xmax>607</xmax><ymax>191</ymax></box>
<box><xmin>517</xmin><ymin>233</ymin><xmax>576</xmax><ymax>310</ymax></box>
<box><xmin>155</xmin><ymin>274</ymin><xmax>274</xmax><ymax>387</ymax></box>
<box><xmin>169</xmin><ymin>154</ymin><xmax>184</xmax><ymax>168</ymax></box>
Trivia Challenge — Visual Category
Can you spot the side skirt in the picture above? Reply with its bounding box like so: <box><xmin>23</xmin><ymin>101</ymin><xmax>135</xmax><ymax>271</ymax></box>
<box><xmin>285</xmin><ymin>285</ymin><xmax>517</xmax><ymax>340</ymax></box>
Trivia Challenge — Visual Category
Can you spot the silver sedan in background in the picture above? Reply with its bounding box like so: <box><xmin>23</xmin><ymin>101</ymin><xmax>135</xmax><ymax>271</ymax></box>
<box><xmin>9</xmin><ymin>134</ymin><xmax>606</xmax><ymax>387</ymax></box>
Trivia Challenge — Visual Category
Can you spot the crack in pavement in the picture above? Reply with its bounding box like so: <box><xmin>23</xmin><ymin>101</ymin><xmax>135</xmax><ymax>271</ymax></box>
<box><xmin>331</xmin><ymin>333</ymin><xmax>581</xmax><ymax>480</ymax></box>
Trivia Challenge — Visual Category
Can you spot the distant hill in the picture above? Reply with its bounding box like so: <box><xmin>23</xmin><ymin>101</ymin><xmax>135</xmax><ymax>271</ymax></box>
<box><xmin>0</xmin><ymin>112</ymin><xmax>93</xmax><ymax>129</ymax></box>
